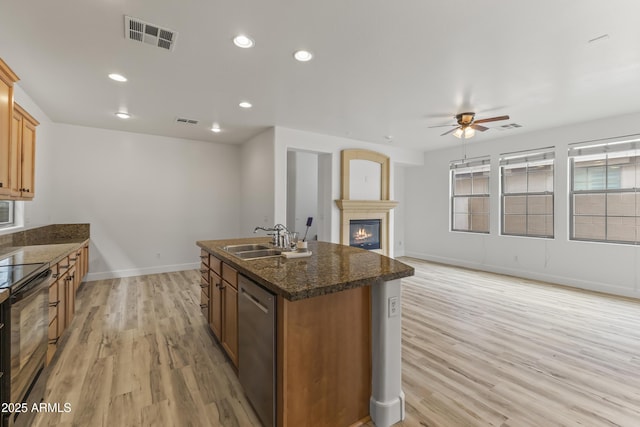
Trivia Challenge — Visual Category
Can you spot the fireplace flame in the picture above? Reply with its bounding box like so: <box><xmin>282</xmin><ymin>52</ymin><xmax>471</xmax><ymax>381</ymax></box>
<box><xmin>353</xmin><ymin>227</ymin><xmax>373</xmax><ymax>241</ymax></box>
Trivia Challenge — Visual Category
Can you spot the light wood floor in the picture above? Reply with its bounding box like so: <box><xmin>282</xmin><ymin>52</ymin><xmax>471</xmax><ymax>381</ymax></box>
<box><xmin>33</xmin><ymin>259</ymin><xmax>640</xmax><ymax>427</ymax></box>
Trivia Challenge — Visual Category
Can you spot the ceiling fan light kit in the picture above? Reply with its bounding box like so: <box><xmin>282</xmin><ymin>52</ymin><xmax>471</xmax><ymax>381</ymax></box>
<box><xmin>435</xmin><ymin>111</ymin><xmax>510</xmax><ymax>139</ymax></box>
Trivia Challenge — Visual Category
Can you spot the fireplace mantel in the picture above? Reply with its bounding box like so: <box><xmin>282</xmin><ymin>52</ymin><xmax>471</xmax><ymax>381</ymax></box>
<box><xmin>335</xmin><ymin>200</ymin><xmax>398</xmax><ymax>211</ymax></box>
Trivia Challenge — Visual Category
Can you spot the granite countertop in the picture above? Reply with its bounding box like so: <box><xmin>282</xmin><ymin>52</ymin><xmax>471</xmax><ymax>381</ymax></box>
<box><xmin>0</xmin><ymin>239</ymin><xmax>89</xmax><ymax>267</ymax></box>
<box><xmin>197</xmin><ymin>237</ymin><xmax>414</xmax><ymax>301</ymax></box>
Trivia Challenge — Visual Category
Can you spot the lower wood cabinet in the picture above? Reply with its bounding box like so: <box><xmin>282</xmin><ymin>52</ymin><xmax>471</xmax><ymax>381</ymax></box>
<box><xmin>201</xmin><ymin>253</ymin><xmax>239</xmax><ymax>368</ymax></box>
<box><xmin>209</xmin><ymin>271</ymin><xmax>222</xmax><ymax>340</ymax></box>
<box><xmin>221</xmin><ymin>283</ymin><xmax>238</xmax><ymax>366</ymax></box>
<box><xmin>46</xmin><ymin>240</ymin><xmax>90</xmax><ymax>365</ymax></box>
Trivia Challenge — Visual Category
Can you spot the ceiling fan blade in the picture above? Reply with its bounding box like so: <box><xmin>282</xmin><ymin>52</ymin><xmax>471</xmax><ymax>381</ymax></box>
<box><xmin>428</xmin><ymin>124</ymin><xmax>457</xmax><ymax>129</ymax></box>
<box><xmin>473</xmin><ymin>115</ymin><xmax>510</xmax><ymax>124</ymax></box>
<box><xmin>441</xmin><ymin>127</ymin><xmax>459</xmax><ymax>136</ymax></box>
<box><xmin>471</xmin><ymin>124</ymin><xmax>488</xmax><ymax>132</ymax></box>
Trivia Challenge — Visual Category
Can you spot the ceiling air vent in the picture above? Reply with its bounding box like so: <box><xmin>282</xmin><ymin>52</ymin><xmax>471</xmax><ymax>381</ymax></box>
<box><xmin>175</xmin><ymin>117</ymin><xmax>199</xmax><ymax>125</ymax></box>
<box><xmin>124</xmin><ymin>16</ymin><xmax>177</xmax><ymax>51</ymax></box>
<box><xmin>500</xmin><ymin>123</ymin><xmax>523</xmax><ymax>130</ymax></box>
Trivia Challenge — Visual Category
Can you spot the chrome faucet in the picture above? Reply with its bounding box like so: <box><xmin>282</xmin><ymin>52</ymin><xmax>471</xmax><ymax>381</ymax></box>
<box><xmin>253</xmin><ymin>224</ymin><xmax>291</xmax><ymax>249</ymax></box>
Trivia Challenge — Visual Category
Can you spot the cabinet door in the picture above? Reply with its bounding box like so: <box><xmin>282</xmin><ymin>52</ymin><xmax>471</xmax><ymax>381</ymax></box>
<box><xmin>222</xmin><ymin>282</ymin><xmax>238</xmax><ymax>367</ymax></box>
<box><xmin>82</xmin><ymin>244</ymin><xmax>89</xmax><ymax>278</ymax></box>
<box><xmin>47</xmin><ymin>280</ymin><xmax>60</xmax><ymax>365</ymax></box>
<box><xmin>19</xmin><ymin>117</ymin><xmax>35</xmax><ymax>198</ymax></box>
<box><xmin>200</xmin><ymin>276</ymin><xmax>210</xmax><ymax>321</ymax></box>
<box><xmin>0</xmin><ymin>75</ymin><xmax>12</xmax><ymax>196</ymax></box>
<box><xmin>69</xmin><ymin>250</ymin><xmax>80</xmax><ymax>292</ymax></box>
<box><xmin>57</xmin><ymin>277</ymin><xmax>66</xmax><ymax>333</ymax></box>
<box><xmin>209</xmin><ymin>272</ymin><xmax>222</xmax><ymax>340</ymax></box>
<box><xmin>9</xmin><ymin>109</ymin><xmax>21</xmax><ymax>196</ymax></box>
<box><xmin>65</xmin><ymin>266</ymin><xmax>76</xmax><ymax>326</ymax></box>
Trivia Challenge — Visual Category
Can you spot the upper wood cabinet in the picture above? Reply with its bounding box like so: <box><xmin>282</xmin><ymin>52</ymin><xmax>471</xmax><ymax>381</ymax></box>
<box><xmin>11</xmin><ymin>103</ymin><xmax>38</xmax><ymax>199</ymax></box>
<box><xmin>0</xmin><ymin>58</ymin><xmax>39</xmax><ymax>201</ymax></box>
<box><xmin>0</xmin><ymin>58</ymin><xmax>19</xmax><ymax>197</ymax></box>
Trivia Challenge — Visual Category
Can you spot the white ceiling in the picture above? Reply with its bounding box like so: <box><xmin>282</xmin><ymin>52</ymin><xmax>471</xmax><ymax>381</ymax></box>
<box><xmin>1</xmin><ymin>1</ymin><xmax>640</xmax><ymax>151</ymax></box>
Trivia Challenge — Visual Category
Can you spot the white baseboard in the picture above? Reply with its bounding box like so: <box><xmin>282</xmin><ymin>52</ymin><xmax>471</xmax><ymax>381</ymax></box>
<box><xmin>403</xmin><ymin>250</ymin><xmax>640</xmax><ymax>299</ymax></box>
<box><xmin>85</xmin><ymin>262</ymin><xmax>199</xmax><ymax>281</ymax></box>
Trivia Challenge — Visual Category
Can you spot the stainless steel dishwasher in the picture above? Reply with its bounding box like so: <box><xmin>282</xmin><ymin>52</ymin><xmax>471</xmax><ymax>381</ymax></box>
<box><xmin>238</xmin><ymin>275</ymin><xmax>276</xmax><ymax>427</ymax></box>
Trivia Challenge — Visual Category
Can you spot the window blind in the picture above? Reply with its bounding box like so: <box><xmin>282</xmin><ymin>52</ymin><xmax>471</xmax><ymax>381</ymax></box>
<box><xmin>499</xmin><ymin>147</ymin><xmax>555</xmax><ymax>166</ymax></box>
<box><xmin>568</xmin><ymin>134</ymin><xmax>640</xmax><ymax>157</ymax></box>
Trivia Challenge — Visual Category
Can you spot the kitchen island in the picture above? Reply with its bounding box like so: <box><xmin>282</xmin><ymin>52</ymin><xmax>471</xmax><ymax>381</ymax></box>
<box><xmin>197</xmin><ymin>237</ymin><xmax>414</xmax><ymax>427</ymax></box>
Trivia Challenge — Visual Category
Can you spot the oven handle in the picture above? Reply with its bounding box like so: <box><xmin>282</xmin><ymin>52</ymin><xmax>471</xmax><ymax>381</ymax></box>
<box><xmin>10</xmin><ymin>269</ymin><xmax>52</xmax><ymax>303</ymax></box>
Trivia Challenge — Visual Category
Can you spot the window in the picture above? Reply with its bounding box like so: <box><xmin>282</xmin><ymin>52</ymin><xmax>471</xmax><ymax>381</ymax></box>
<box><xmin>500</xmin><ymin>149</ymin><xmax>554</xmax><ymax>238</ymax></box>
<box><xmin>0</xmin><ymin>201</ymin><xmax>15</xmax><ymax>229</ymax></box>
<box><xmin>450</xmin><ymin>157</ymin><xmax>490</xmax><ymax>233</ymax></box>
<box><xmin>569</xmin><ymin>137</ymin><xmax>640</xmax><ymax>244</ymax></box>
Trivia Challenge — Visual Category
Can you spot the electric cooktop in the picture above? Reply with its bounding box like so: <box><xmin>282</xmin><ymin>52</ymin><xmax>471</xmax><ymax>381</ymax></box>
<box><xmin>0</xmin><ymin>255</ymin><xmax>48</xmax><ymax>290</ymax></box>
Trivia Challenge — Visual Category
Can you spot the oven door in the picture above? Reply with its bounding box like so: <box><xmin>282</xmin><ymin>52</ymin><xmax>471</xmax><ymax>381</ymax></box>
<box><xmin>10</xmin><ymin>269</ymin><xmax>50</xmax><ymax>405</ymax></box>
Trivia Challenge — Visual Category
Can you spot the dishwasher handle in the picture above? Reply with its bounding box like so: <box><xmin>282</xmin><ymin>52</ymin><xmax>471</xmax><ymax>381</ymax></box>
<box><xmin>241</xmin><ymin>287</ymin><xmax>269</xmax><ymax>314</ymax></box>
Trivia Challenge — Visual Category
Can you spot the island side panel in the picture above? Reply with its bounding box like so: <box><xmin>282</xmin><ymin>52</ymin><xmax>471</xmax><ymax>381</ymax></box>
<box><xmin>277</xmin><ymin>286</ymin><xmax>372</xmax><ymax>427</ymax></box>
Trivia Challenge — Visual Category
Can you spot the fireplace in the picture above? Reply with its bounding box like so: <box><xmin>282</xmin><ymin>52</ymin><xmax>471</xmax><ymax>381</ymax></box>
<box><xmin>349</xmin><ymin>219</ymin><xmax>381</xmax><ymax>250</ymax></box>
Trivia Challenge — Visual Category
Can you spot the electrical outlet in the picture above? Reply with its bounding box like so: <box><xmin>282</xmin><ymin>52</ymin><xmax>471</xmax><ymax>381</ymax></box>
<box><xmin>388</xmin><ymin>296</ymin><xmax>398</xmax><ymax>317</ymax></box>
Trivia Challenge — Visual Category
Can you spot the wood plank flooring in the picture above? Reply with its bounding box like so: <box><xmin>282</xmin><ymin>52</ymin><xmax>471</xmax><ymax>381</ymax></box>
<box><xmin>33</xmin><ymin>258</ymin><xmax>640</xmax><ymax>427</ymax></box>
<box><xmin>380</xmin><ymin>258</ymin><xmax>640</xmax><ymax>427</ymax></box>
<box><xmin>32</xmin><ymin>271</ymin><xmax>260</xmax><ymax>427</ymax></box>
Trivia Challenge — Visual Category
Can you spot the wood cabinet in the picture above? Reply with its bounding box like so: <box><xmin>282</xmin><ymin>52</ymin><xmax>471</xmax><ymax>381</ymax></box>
<box><xmin>200</xmin><ymin>252</ymin><xmax>239</xmax><ymax>368</ymax></box>
<box><xmin>0</xmin><ymin>58</ymin><xmax>19</xmax><ymax>197</ymax></box>
<box><xmin>10</xmin><ymin>104</ymin><xmax>38</xmax><ymax>199</ymax></box>
<box><xmin>47</xmin><ymin>241</ymin><xmax>90</xmax><ymax>365</ymax></box>
<box><xmin>221</xmin><ymin>264</ymin><xmax>238</xmax><ymax>366</ymax></box>
<box><xmin>0</xmin><ymin>58</ymin><xmax>39</xmax><ymax>201</ymax></box>
<box><xmin>209</xmin><ymin>271</ymin><xmax>222</xmax><ymax>340</ymax></box>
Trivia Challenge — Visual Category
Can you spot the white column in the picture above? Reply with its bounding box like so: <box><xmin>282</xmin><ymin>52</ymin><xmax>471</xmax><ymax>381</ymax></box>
<box><xmin>370</xmin><ymin>278</ymin><xmax>404</xmax><ymax>427</ymax></box>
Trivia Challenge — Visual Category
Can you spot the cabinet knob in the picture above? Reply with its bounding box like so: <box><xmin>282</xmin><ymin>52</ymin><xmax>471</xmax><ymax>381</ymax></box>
<box><xmin>0</xmin><ymin>182</ymin><xmax>3</xmax><ymax>187</ymax></box>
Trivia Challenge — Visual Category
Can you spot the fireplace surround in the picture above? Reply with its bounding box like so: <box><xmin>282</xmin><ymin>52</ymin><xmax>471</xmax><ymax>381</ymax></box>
<box><xmin>336</xmin><ymin>149</ymin><xmax>398</xmax><ymax>256</ymax></box>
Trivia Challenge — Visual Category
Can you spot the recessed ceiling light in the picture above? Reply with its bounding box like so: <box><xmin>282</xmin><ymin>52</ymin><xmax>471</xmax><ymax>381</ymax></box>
<box><xmin>211</xmin><ymin>123</ymin><xmax>221</xmax><ymax>133</ymax></box>
<box><xmin>233</xmin><ymin>35</ymin><xmax>255</xmax><ymax>48</ymax></box>
<box><xmin>384</xmin><ymin>135</ymin><xmax>393</xmax><ymax>141</ymax></box>
<box><xmin>239</xmin><ymin>101</ymin><xmax>252</xmax><ymax>109</ymax></box>
<box><xmin>115</xmin><ymin>112</ymin><xmax>130</xmax><ymax>119</ymax></box>
<box><xmin>293</xmin><ymin>50</ymin><xmax>313</xmax><ymax>62</ymax></box>
<box><xmin>108</xmin><ymin>73</ymin><xmax>127</xmax><ymax>82</ymax></box>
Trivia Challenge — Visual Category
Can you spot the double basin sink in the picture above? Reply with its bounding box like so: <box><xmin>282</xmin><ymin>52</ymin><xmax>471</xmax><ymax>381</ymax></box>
<box><xmin>222</xmin><ymin>244</ymin><xmax>282</xmax><ymax>260</ymax></box>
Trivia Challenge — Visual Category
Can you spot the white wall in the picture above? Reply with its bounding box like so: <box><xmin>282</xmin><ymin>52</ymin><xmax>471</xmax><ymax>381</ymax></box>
<box><xmin>286</xmin><ymin>151</ymin><xmax>318</xmax><ymax>239</ymax></box>
<box><xmin>48</xmin><ymin>124</ymin><xmax>242</xmax><ymax>279</ymax></box>
<box><xmin>404</xmin><ymin>111</ymin><xmax>640</xmax><ymax>298</ymax></box>
<box><xmin>13</xmin><ymin>86</ymin><xmax>57</xmax><ymax>227</ymax></box>
<box><xmin>13</xmin><ymin>82</ymin><xmax>244</xmax><ymax>280</ymax></box>
<box><xmin>240</xmin><ymin>128</ymin><xmax>276</xmax><ymax>236</ymax></box>
<box><xmin>393</xmin><ymin>165</ymin><xmax>406</xmax><ymax>257</ymax></box>
<box><xmin>273</xmin><ymin>127</ymin><xmax>424</xmax><ymax>253</ymax></box>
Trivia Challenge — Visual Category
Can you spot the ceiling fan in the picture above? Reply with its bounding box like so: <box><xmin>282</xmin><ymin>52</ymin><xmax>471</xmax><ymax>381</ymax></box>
<box><xmin>430</xmin><ymin>112</ymin><xmax>510</xmax><ymax>139</ymax></box>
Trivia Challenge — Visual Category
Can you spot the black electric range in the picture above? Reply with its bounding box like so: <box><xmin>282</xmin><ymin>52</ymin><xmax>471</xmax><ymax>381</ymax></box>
<box><xmin>0</xmin><ymin>255</ymin><xmax>51</xmax><ymax>427</ymax></box>
<box><xmin>0</xmin><ymin>260</ymin><xmax>49</xmax><ymax>292</ymax></box>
